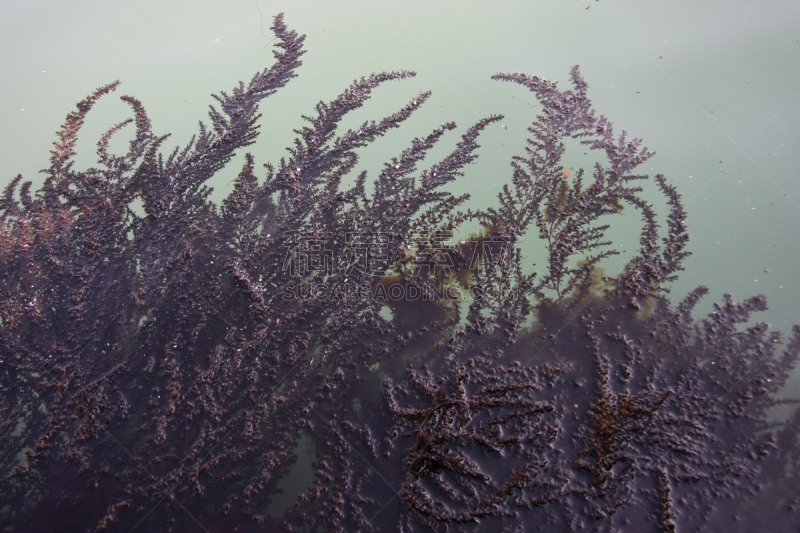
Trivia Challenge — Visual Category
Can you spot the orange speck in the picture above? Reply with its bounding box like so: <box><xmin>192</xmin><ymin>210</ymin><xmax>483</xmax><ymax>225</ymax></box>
<box><xmin>562</xmin><ymin>168</ymin><xmax>570</xmax><ymax>179</ymax></box>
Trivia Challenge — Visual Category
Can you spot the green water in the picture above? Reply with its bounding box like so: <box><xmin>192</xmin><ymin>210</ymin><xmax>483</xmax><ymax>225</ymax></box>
<box><xmin>1</xmin><ymin>0</ymin><xmax>799</xmax><ymax>528</ymax></box>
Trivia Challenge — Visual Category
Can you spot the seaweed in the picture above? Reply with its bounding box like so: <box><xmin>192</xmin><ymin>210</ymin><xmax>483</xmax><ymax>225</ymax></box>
<box><xmin>0</xmin><ymin>14</ymin><xmax>798</xmax><ymax>533</ymax></box>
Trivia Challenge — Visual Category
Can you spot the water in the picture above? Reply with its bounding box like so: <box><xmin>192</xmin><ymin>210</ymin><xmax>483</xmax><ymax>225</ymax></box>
<box><xmin>3</xmin><ymin>0</ymin><xmax>797</xmax><ymax>326</ymax></box>
<box><xmin>1</xmin><ymin>1</ymin><xmax>798</xmax><ymax>530</ymax></box>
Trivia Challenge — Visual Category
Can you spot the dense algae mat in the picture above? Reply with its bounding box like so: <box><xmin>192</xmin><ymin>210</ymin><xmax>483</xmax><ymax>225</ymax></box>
<box><xmin>1</xmin><ymin>14</ymin><xmax>799</xmax><ymax>533</ymax></box>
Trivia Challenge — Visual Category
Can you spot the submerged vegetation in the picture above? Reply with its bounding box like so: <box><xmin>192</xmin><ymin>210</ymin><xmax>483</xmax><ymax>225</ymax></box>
<box><xmin>1</xmin><ymin>14</ymin><xmax>798</xmax><ymax>532</ymax></box>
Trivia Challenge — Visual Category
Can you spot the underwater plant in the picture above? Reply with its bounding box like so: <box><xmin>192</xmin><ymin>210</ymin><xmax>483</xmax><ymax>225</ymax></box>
<box><xmin>1</xmin><ymin>13</ymin><xmax>798</xmax><ymax>532</ymax></box>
